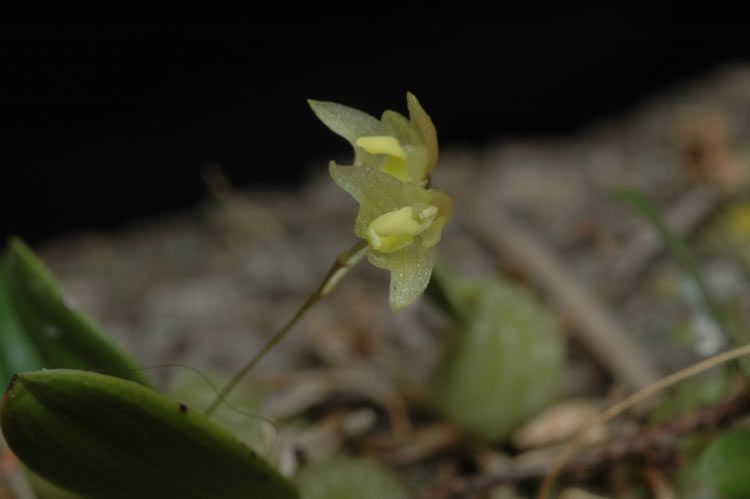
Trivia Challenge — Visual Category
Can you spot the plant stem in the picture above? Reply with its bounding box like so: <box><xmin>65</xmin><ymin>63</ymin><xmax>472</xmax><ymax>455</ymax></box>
<box><xmin>205</xmin><ymin>240</ymin><xmax>368</xmax><ymax>417</ymax></box>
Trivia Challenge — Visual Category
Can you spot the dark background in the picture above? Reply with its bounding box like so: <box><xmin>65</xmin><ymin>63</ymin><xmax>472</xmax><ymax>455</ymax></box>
<box><xmin>3</xmin><ymin>23</ymin><xmax>749</xmax><ymax>245</ymax></box>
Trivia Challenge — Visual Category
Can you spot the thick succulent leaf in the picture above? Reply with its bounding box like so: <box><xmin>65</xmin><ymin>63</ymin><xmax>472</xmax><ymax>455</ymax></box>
<box><xmin>430</xmin><ymin>269</ymin><xmax>565</xmax><ymax>441</ymax></box>
<box><xmin>0</xmin><ymin>256</ymin><xmax>44</xmax><ymax>382</ymax></box>
<box><xmin>1</xmin><ymin>369</ymin><xmax>299</xmax><ymax>499</ymax></box>
<box><xmin>308</xmin><ymin>100</ymin><xmax>384</xmax><ymax>166</ymax></box>
<box><xmin>699</xmin><ymin>430</ymin><xmax>750</xmax><ymax>499</ymax></box>
<box><xmin>25</xmin><ymin>468</ymin><xmax>88</xmax><ymax>499</ymax></box>
<box><xmin>6</xmin><ymin>238</ymin><xmax>148</xmax><ymax>386</ymax></box>
<box><xmin>329</xmin><ymin>162</ymin><xmax>407</xmax><ymax>238</ymax></box>
<box><xmin>406</xmin><ymin>92</ymin><xmax>438</xmax><ymax>174</ymax></box>
<box><xmin>368</xmin><ymin>243</ymin><xmax>436</xmax><ymax>312</ymax></box>
<box><xmin>167</xmin><ymin>368</ymin><xmax>266</xmax><ymax>453</ymax></box>
<box><xmin>295</xmin><ymin>457</ymin><xmax>409</xmax><ymax>499</ymax></box>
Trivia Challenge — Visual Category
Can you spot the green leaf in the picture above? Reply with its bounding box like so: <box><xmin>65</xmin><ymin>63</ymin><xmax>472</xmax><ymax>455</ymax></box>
<box><xmin>5</xmin><ymin>238</ymin><xmax>148</xmax><ymax>386</ymax></box>
<box><xmin>167</xmin><ymin>368</ymin><xmax>267</xmax><ymax>453</ymax></box>
<box><xmin>295</xmin><ymin>457</ymin><xmax>409</xmax><ymax>499</ymax></box>
<box><xmin>699</xmin><ymin>430</ymin><xmax>750</xmax><ymax>499</ymax></box>
<box><xmin>614</xmin><ymin>190</ymin><xmax>750</xmax><ymax>378</ymax></box>
<box><xmin>26</xmin><ymin>468</ymin><xmax>89</xmax><ymax>499</ymax></box>
<box><xmin>613</xmin><ymin>189</ymin><xmax>725</xmax><ymax>330</ymax></box>
<box><xmin>430</xmin><ymin>266</ymin><xmax>565</xmax><ymax>441</ymax></box>
<box><xmin>673</xmin><ymin>432</ymin><xmax>718</xmax><ymax>499</ymax></box>
<box><xmin>1</xmin><ymin>369</ymin><xmax>299</xmax><ymax>499</ymax></box>
<box><xmin>0</xmin><ymin>255</ymin><xmax>44</xmax><ymax>382</ymax></box>
<box><xmin>649</xmin><ymin>369</ymin><xmax>729</xmax><ymax>424</ymax></box>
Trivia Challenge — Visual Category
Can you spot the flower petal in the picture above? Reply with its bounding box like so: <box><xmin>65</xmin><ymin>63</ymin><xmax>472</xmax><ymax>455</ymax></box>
<box><xmin>376</xmin><ymin>110</ymin><xmax>429</xmax><ymax>184</ymax></box>
<box><xmin>368</xmin><ymin>243</ymin><xmax>437</xmax><ymax>312</ymax></box>
<box><xmin>380</xmin><ymin>110</ymin><xmax>421</xmax><ymax>146</ymax></box>
<box><xmin>420</xmin><ymin>216</ymin><xmax>447</xmax><ymax>248</ymax></box>
<box><xmin>425</xmin><ymin>187</ymin><xmax>454</xmax><ymax>219</ymax></box>
<box><xmin>308</xmin><ymin>100</ymin><xmax>384</xmax><ymax>166</ymax></box>
<box><xmin>406</xmin><ymin>93</ymin><xmax>439</xmax><ymax>175</ymax></box>
<box><xmin>411</xmin><ymin>187</ymin><xmax>453</xmax><ymax>248</ymax></box>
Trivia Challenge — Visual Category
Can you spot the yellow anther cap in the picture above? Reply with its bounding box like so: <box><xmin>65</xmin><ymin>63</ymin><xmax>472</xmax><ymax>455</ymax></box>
<box><xmin>355</xmin><ymin>136</ymin><xmax>407</xmax><ymax>159</ymax></box>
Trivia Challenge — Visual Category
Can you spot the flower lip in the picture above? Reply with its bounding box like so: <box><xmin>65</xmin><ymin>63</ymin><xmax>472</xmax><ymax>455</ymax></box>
<box><xmin>366</xmin><ymin>204</ymin><xmax>439</xmax><ymax>253</ymax></box>
<box><xmin>355</xmin><ymin>136</ymin><xmax>406</xmax><ymax>159</ymax></box>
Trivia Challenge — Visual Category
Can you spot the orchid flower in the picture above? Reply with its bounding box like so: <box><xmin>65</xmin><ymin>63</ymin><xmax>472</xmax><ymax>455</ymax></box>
<box><xmin>309</xmin><ymin>94</ymin><xmax>453</xmax><ymax>311</ymax></box>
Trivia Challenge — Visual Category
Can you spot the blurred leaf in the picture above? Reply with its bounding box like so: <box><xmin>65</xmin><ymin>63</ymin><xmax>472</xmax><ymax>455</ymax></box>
<box><xmin>674</xmin><ymin>433</ymin><xmax>719</xmax><ymax>499</ymax></box>
<box><xmin>614</xmin><ymin>189</ymin><xmax>723</xmax><ymax>325</ymax></box>
<box><xmin>1</xmin><ymin>369</ymin><xmax>299</xmax><ymax>499</ymax></box>
<box><xmin>699</xmin><ymin>430</ymin><xmax>750</xmax><ymax>499</ymax></box>
<box><xmin>167</xmin><ymin>368</ymin><xmax>267</xmax><ymax>453</ymax></box>
<box><xmin>295</xmin><ymin>456</ymin><xmax>409</xmax><ymax>499</ymax></box>
<box><xmin>6</xmin><ymin>238</ymin><xmax>148</xmax><ymax>385</ymax></box>
<box><xmin>614</xmin><ymin>190</ymin><xmax>750</xmax><ymax>378</ymax></box>
<box><xmin>430</xmin><ymin>265</ymin><xmax>565</xmax><ymax>441</ymax></box>
<box><xmin>0</xmin><ymin>255</ymin><xmax>44</xmax><ymax>382</ymax></box>
<box><xmin>713</xmin><ymin>200</ymin><xmax>750</xmax><ymax>270</ymax></box>
<box><xmin>650</xmin><ymin>369</ymin><xmax>729</xmax><ymax>424</ymax></box>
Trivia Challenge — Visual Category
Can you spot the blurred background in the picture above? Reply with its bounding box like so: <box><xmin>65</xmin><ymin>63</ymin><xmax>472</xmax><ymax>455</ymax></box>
<box><xmin>7</xmin><ymin>22</ymin><xmax>750</xmax><ymax>498</ymax></box>
<box><xmin>4</xmin><ymin>22</ymin><xmax>750</xmax><ymax>244</ymax></box>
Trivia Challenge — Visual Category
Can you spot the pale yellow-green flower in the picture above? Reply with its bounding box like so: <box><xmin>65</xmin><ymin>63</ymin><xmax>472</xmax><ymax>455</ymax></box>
<box><xmin>309</xmin><ymin>93</ymin><xmax>438</xmax><ymax>186</ymax></box>
<box><xmin>309</xmin><ymin>94</ymin><xmax>453</xmax><ymax>311</ymax></box>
